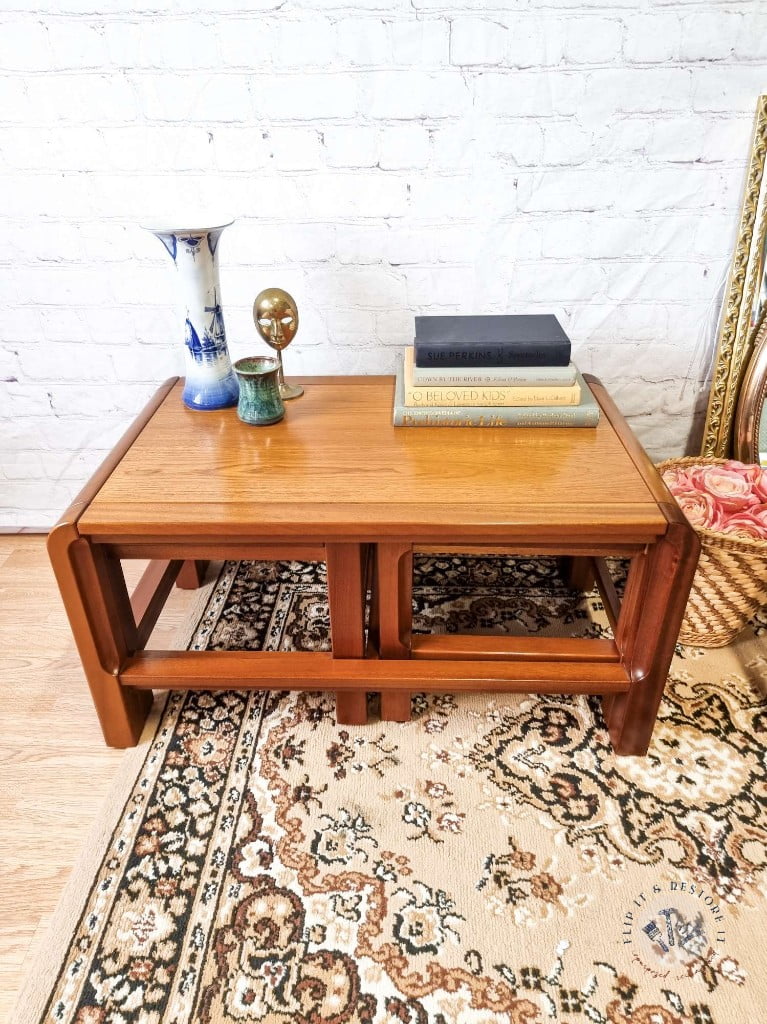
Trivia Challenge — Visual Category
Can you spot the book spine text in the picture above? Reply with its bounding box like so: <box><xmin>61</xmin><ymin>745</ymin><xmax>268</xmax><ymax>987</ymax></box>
<box><xmin>393</xmin><ymin>404</ymin><xmax>599</xmax><ymax>427</ymax></box>
<box><xmin>412</xmin><ymin>367</ymin><xmax>577</xmax><ymax>387</ymax></box>
<box><xmin>404</xmin><ymin>383</ymin><xmax>580</xmax><ymax>407</ymax></box>
<box><xmin>414</xmin><ymin>341</ymin><xmax>571</xmax><ymax>368</ymax></box>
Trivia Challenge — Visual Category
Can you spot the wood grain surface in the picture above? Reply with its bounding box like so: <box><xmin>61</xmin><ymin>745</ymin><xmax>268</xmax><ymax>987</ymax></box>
<box><xmin>119</xmin><ymin>649</ymin><xmax>631</xmax><ymax>692</ymax></box>
<box><xmin>79</xmin><ymin>377</ymin><xmax>667</xmax><ymax>540</ymax></box>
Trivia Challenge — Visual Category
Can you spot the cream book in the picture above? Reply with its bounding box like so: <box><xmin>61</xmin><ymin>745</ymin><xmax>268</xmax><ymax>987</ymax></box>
<box><xmin>402</xmin><ymin>348</ymin><xmax>581</xmax><ymax>407</ymax></box>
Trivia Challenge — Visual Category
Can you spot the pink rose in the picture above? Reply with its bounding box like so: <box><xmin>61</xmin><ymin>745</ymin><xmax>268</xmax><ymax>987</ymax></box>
<box><xmin>739</xmin><ymin>502</ymin><xmax>767</xmax><ymax>534</ymax></box>
<box><xmin>673</xmin><ymin>489</ymin><xmax>725</xmax><ymax>530</ymax></box>
<box><xmin>754</xmin><ymin>470</ymin><xmax>767</xmax><ymax>503</ymax></box>
<box><xmin>661</xmin><ymin>466</ymin><xmax>695</xmax><ymax>496</ymax></box>
<box><xmin>720</xmin><ymin>509</ymin><xmax>767</xmax><ymax>541</ymax></box>
<box><xmin>753</xmin><ymin>502</ymin><xmax>767</xmax><ymax>524</ymax></box>
<box><xmin>722</xmin><ymin>459</ymin><xmax>762</xmax><ymax>480</ymax></box>
<box><xmin>688</xmin><ymin>464</ymin><xmax>760</xmax><ymax>511</ymax></box>
<box><xmin>721</xmin><ymin>461</ymin><xmax>767</xmax><ymax>502</ymax></box>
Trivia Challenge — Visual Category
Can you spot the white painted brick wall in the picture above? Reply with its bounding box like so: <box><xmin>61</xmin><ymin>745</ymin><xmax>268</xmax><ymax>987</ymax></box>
<box><xmin>1</xmin><ymin>1</ymin><xmax>766</xmax><ymax>527</ymax></box>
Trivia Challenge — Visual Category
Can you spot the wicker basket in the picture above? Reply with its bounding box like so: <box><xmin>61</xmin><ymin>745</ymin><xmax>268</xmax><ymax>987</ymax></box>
<box><xmin>657</xmin><ymin>456</ymin><xmax>767</xmax><ymax>647</ymax></box>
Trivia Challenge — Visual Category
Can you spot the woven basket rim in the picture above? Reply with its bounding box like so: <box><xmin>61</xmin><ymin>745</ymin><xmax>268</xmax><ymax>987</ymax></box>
<box><xmin>656</xmin><ymin>456</ymin><xmax>767</xmax><ymax>553</ymax></box>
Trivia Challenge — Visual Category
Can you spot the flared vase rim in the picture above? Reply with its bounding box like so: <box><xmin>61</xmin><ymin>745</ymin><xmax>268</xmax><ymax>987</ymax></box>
<box><xmin>141</xmin><ymin>219</ymin><xmax>235</xmax><ymax>236</ymax></box>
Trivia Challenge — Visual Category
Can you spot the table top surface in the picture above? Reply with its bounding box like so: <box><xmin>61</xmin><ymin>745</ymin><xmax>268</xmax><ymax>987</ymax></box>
<box><xmin>78</xmin><ymin>376</ymin><xmax>669</xmax><ymax>541</ymax></box>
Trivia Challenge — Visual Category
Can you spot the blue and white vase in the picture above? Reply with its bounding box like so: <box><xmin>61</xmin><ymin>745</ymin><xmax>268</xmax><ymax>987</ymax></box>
<box><xmin>146</xmin><ymin>220</ymin><xmax>239</xmax><ymax>410</ymax></box>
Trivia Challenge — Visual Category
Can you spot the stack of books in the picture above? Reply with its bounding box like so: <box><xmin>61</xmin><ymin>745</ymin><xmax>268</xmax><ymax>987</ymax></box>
<box><xmin>392</xmin><ymin>314</ymin><xmax>599</xmax><ymax>428</ymax></box>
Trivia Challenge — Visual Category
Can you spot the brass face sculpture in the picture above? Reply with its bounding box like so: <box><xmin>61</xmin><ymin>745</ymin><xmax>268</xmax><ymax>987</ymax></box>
<box><xmin>253</xmin><ymin>287</ymin><xmax>303</xmax><ymax>399</ymax></box>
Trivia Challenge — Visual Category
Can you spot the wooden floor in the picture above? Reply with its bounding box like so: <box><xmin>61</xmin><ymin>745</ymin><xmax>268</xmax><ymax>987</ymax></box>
<box><xmin>0</xmin><ymin>536</ymin><xmax>207</xmax><ymax>1020</ymax></box>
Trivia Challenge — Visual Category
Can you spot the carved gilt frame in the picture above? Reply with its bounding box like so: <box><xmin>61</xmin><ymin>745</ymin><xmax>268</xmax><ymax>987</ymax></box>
<box><xmin>701</xmin><ymin>94</ymin><xmax>767</xmax><ymax>458</ymax></box>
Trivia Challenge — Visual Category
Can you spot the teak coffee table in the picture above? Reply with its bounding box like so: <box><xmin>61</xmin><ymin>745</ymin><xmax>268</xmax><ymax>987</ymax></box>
<box><xmin>48</xmin><ymin>375</ymin><xmax>699</xmax><ymax>756</ymax></box>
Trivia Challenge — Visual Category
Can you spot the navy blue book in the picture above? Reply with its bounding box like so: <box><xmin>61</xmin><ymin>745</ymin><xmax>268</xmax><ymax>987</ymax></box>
<box><xmin>414</xmin><ymin>314</ymin><xmax>571</xmax><ymax>368</ymax></box>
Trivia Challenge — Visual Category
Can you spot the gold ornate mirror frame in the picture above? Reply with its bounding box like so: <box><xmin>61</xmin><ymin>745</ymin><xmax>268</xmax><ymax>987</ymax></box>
<box><xmin>702</xmin><ymin>93</ymin><xmax>767</xmax><ymax>458</ymax></box>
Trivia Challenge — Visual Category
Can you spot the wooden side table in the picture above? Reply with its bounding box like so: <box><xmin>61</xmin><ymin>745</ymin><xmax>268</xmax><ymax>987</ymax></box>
<box><xmin>48</xmin><ymin>375</ymin><xmax>699</xmax><ymax>755</ymax></box>
<box><xmin>373</xmin><ymin>379</ymin><xmax>700</xmax><ymax>755</ymax></box>
<box><xmin>47</xmin><ymin>378</ymin><xmax>376</xmax><ymax>747</ymax></box>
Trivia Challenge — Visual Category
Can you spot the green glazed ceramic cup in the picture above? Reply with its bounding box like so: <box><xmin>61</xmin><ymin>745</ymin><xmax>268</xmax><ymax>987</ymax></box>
<box><xmin>233</xmin><ymin>356</ymin><xmax>285</xmax><ymax>425</ymax></box>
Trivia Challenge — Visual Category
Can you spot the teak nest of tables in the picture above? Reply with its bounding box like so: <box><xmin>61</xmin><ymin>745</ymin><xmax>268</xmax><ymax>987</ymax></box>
<box><xmin>48</xmin><ymin>375</ymin><xmax>700</xmax><ymax>756</ymax></box>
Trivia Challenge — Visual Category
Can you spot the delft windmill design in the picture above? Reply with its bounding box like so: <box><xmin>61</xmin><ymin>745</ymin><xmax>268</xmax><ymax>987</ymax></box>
<box><xmin>204</xmin><ymin>291</ymin><xmax>226</xmax><ymax>352</ymax></box>
<box><xmin>185</xmin><ymin>289</ymin><xmax>226</xmax><ymax>364</ymax></box>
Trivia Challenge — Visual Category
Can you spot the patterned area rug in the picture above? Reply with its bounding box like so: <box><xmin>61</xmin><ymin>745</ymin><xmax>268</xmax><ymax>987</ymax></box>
<box><xmin>19</xmin><ymin>557</ymin><xmax>767</xmax><ymax>1024</ymax></box>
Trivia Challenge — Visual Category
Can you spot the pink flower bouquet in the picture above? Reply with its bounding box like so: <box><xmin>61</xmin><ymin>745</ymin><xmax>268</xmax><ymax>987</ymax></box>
<box><xmin>661</xmin><ymin>459</ymin><xmax>767</xmax><ymax>541</ymax></box>
<box><xmin>657</xmin><ymin>456</ymin><xmax>767</xmax><ymax>646</ymax></box>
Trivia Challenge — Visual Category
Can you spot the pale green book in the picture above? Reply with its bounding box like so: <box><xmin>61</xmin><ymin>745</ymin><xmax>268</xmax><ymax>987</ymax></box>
<box><xmin>392</xmin><ymin>355</ymin><xmax>600</xmax><ymax>427</ymax></box>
